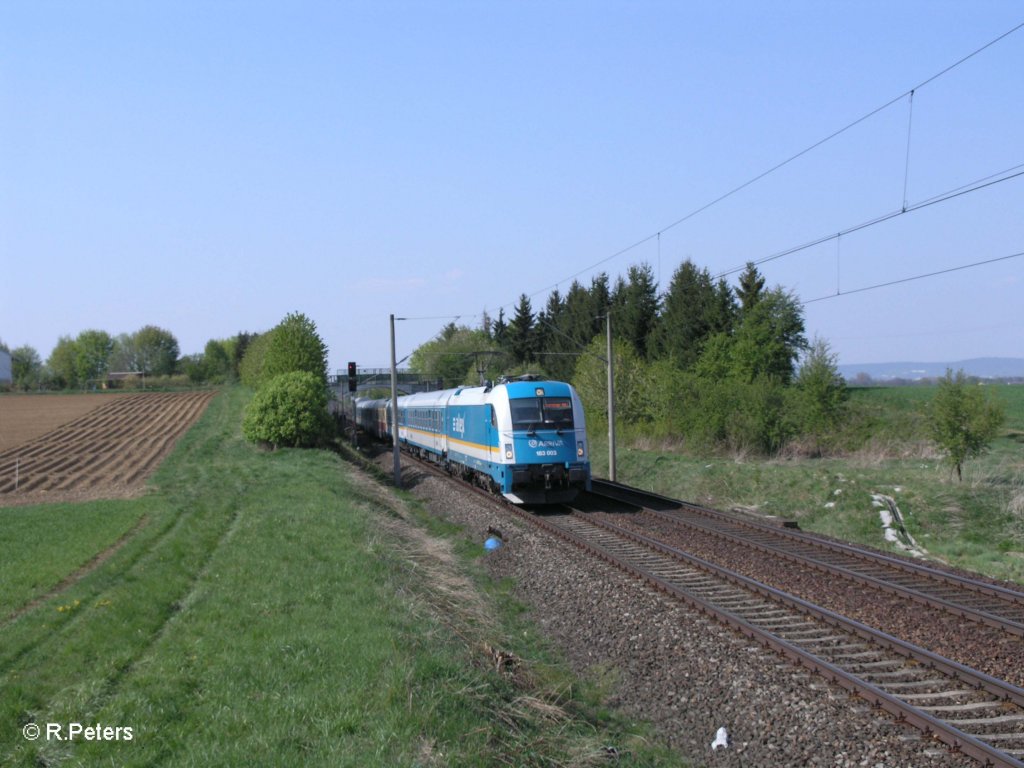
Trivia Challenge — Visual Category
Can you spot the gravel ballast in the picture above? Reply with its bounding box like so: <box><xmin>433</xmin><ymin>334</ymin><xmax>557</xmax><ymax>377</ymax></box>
<box><xmin>380</xmin><ymin>457</ymin><xmax>981</xmax><ymax>767</ymax></box>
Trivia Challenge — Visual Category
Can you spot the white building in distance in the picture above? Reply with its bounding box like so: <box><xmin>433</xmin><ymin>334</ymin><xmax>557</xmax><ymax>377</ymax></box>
<box><xmin>0</xmin><ymin>349</ymin><xmax>11</xmax><ymax>384</ymax></box>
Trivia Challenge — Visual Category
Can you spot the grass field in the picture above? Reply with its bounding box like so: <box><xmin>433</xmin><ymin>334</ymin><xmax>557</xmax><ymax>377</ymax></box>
<box><xmin>593</xmin><ymin>384</ymin><xmax>1024</xmax><ymax>584</ymax></box>
<box><xmin>0</xmin><ymin>387</ymin><xmax>678</xmax><ymax>767</ymax></box>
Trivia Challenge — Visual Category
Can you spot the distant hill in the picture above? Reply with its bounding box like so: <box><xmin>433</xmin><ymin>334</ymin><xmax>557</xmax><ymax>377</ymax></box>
<box><xmin>838</xmin><ymin>357</ymin><xmax>1024</xmax><ymax>383</ymax></box>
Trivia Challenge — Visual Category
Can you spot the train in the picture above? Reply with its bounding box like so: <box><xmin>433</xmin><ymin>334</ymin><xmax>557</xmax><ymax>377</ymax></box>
<box><xmin>352</xmin><ymin>376</ymin><xmax>591</xmax><ymax>504</ymax></box>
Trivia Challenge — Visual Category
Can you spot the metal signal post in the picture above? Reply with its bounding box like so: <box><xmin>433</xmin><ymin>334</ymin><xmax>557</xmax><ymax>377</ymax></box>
<box><xmin>606</xmin><ymin>311</ymin><xmax>616</xmax><ymax>482</ymax></box>
<box><xmin>389</xmin><ymin>314</ymin><xmax>401</xmax><ymax>488</ymax></box>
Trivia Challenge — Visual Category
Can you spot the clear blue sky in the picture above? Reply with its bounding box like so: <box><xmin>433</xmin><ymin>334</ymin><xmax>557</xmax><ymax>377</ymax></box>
<box><xmin>2</xmin><ymin>1</ymin><xmax>1022</xmax><ymax>374</ymax></box>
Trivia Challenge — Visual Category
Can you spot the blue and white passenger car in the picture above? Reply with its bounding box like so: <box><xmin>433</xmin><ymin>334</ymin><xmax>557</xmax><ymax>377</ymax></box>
<box><xmin>363</xmin><ymin>377</ymin><xmax>591</xmax><ymax>504</ymax></box>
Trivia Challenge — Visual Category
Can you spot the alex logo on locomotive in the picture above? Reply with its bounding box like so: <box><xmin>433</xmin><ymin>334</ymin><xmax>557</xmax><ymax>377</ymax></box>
<box><xmin>527</xmin><ymin>438</ymin><xmax>566</xmax><ymax>457</ymax></box>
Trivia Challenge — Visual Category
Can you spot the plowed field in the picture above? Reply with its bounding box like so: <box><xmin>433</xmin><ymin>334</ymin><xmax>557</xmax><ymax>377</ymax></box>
<box><xmin>0</xmin><ymin>391</ymin><xmax>216</xmax><ymax>507</ymax></box>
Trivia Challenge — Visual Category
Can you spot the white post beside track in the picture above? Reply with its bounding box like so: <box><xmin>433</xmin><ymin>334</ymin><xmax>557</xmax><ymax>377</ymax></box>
<box><xmin>390</xmin><ymin>313</ymin><xmax>401</xmax><ymax>488</ymax></box>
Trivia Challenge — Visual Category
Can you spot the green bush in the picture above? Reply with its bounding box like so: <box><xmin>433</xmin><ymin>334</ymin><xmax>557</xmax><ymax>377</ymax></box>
<box><xmin>928</xmin><ymin>369</ymin><xmax>1005</xmax><ymax>481</ymax></box>
<box><xmin>644</xmin><ymin>366</ymin><xmax>796</xmax><ymax>454</ymax></box>
<box><xmin>792</xmin><ymin>339</ymin><xmax>849</xmax><ymax>454</ymax></box>
<box><xmin>242</xmin><ymin>371</ymin><xmax>332</xmax><ymax>449</ymax></box>
<box><xmin>238</xmin><ymin>333</ymin><xmax>270</xmax><ymax>387</ymax></box>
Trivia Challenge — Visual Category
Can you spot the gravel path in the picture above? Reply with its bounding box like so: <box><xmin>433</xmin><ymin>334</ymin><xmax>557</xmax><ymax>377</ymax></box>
<box><xmin>381</xmin><ymin>457</ymin><xmax>980</xmax><ymax>767</ymax></box>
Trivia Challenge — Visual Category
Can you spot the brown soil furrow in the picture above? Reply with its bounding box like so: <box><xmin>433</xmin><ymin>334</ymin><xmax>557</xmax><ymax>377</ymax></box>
<box><xmin>53</xmin><ymin>448</ymin><xmax>121</xmax><ymax>490</ymax></box>
<box><xmin>0</xmin><ymin>393</ymin><xmax>128</xmax><ymax>452</ymax></box>
<box><xmin>0</xmin><ymin>441</ymin><xmax>64</xmax><ymax>462</ymax></box>
<box><xmin>105</xmin><ymin>435</ymin><xmax>158</xmax><ymax>486</ymax></box>
<box><xmin>121</xmin><ymin>433</ymin><xmax>179</xmax><ymax>486</ymax></box>
<box><xmin>141</xmin><ymin>398</ymin><xmax>191</xmax><ymax>429</ymax></box>
<box><xmin>7</xmin><ymin>471</ymin><xmax>53</xmax><ymax>494</ymax></box>
<box><xmin>0</xmin><ymin>391</ymin><xmax>216</xmax><ymax>507</ymax></box>
<box><xmin>0</xmin><ymin>453</ymin><xmax>72</xmax><ymax>491</ymax></box>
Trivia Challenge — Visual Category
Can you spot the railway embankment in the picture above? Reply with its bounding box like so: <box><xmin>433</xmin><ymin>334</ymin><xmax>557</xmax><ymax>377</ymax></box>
<box><xmin>385</xmin><ymin>452</ymin><xmax>987</xmax><ymax>767</ymax></box>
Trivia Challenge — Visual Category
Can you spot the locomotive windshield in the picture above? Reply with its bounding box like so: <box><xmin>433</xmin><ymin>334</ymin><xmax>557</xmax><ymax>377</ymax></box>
<box><xmin>509</xmin><ymin>397</ymin><xmax>575</xmax><ymax>431</ymax></box>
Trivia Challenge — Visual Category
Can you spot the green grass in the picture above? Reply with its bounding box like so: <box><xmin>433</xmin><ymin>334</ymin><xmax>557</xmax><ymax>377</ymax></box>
<box><xmin>594</xmin><ymin>384</ymin><xmax>1024</xmax><ymax>584</ymax></box>
<box><xmin>0</xmin><ymin>501</ymin><xmax>144</xmax><ymax>617</ymax></box>
<box><xmin>1</xmin><ymin>387</ymin><xmax>681</xmax><ymax>767</ymax></box>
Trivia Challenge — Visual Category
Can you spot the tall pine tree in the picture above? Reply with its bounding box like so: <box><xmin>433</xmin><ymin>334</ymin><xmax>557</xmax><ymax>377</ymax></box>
<box><xmin>611</xmin><ymin>263</ymin><xmax>659</xmax><ymax>360</ymax></box>
<box><xmin>652</xmin><ymin>259</ymin><xmax>735</xmax><ymax>369</ymax></box>
<box><xmin>508</xmin><ymin>294</ymin><xmax>536</xmax><ymax>365</ymax></box>
<box><xmin>736</xmin><ymin>261</ymin><xmax>766</xmax><ymax>315</ymax></box>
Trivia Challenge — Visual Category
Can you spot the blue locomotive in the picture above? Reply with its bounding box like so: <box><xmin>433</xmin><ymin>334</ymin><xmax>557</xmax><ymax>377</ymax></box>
<box><xmin>354</xmin><ymin>377</ymin><xmax>591</xmax><ymax>504</ymax></box>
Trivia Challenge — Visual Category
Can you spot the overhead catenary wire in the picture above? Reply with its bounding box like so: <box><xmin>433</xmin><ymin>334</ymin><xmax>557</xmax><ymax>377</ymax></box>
<box><xmin>713</xmin><ymin>162</ymin><xmax>1024</xmax><ymax>279</ymax></box>
<box><xmin>490</xmin><ymin>19</ymin><xmax>1024</xmax><ymax>315</ymax></box>
<box><xmin>400</xmin><ymin>20</ymin><xmax>1024</xmax><ymax>373</ymax></box>
<box><xmin>801</xmin><ymin>249</ymin><xmax>1024</xmax><ymax>305</ymax></box>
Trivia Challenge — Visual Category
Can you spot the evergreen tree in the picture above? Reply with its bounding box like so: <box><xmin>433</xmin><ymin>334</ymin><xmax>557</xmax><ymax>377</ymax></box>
<box><xmin>729</xmin><ymin>288</ymin><xmax>806</xmax><ymax>384</ymax></box>
<box><xmin>492</xmin><ymin>308</ymin><xmax>508</xmax><ymax>348</ymax></box>
<box><xmin>533</xmin><ymin>289</ymin><xmax>560</xmax><ymax>365</ymax></box>
<box><xmin>736</xmin><ymin>261</ymin><xmax>766</xmax><ymax>315</ymax></box>
<box><xmin>794</xmin><ymin>338</ymin><xmax>848</xmax><ymax>453</ymax></box>
<box><xmin>709</xmin><ymin>278</ymin><xmax>737</xmax><ymax>335</ymax></box>
<box><xmin>508</xmin><ymin>294</ymin><xmax>536</xmax><ymax>365</ymax></box>
<box><xmin>612</xmin><ymin>263</ymin><xmax>659</xmax><ymax>360</ymax></box>
<box><xmin>587</xmin><ymin>273</ymin><xmax>611</xmax><ymax>338</ymax></box>
<box><xmin>653</xmin><ymin>259</ymin><xmax>734</xmax><ymax>368</ymax></box>
<box><xmin>562</xmin><ymin>281</ymin><xmax>593</xmax><ymax>346</ymax></box>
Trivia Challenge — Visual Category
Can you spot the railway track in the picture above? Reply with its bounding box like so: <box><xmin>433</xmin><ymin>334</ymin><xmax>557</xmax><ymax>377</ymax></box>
<box><xmin>588</xmin><ymin>479</ymin><xmax>1024</xmax><ymax>638</ymax></box>
<box><xmin>392</xmin><ymin>451</ymin><xmax>1024</xmax><ymax>765</ymax></box>
<box><xmin>522</xmin><ymin>506</ymin><xmax>1024</xmax><ymax>768</ymax></box>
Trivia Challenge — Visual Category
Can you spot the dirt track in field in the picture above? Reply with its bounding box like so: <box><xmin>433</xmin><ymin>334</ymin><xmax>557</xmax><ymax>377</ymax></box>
<box><xmin>0</xmin><ymin>391</ymin><xmax>216</xmax><ymax>507</ymax></box>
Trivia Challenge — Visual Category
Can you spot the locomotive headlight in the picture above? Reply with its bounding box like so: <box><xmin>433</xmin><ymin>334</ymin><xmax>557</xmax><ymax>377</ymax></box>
<box><xmin>504</xmin><ymin>443</ymin><xmax>513</xmax><ymax>460</ymax></box>
<box><xmin>577</xmin><ymin>441</ymin><xmax>584</xmax><ymax>458</ymax></box>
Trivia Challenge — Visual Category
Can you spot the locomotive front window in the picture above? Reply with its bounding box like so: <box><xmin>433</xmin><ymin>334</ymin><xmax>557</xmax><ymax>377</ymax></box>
<box><xmin>510</xmin><ymin>397</ymin><xmax>574</xmax><ymax>431</ymax></box>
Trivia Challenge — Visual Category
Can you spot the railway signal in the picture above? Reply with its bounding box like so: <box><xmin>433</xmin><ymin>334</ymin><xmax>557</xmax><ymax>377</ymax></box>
<box><xmin>347</xmin><ymin>361</ymin><xmax>357</xmax><ymax>392</ymax></box>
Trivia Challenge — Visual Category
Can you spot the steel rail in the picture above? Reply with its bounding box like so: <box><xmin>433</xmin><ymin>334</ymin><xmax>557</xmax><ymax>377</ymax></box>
<box><xmin>533</xmin><ymin>509</ymin><xmax>1024</xmax><ymax>768</ymax></box>
<box><xmin>579</xmin><ymin>511</ymin><xmax>1024</xmax><ymax>706</ymax></box>
<box><xmin>591</xmin><ymin>478</ymin><xmax>1024</xmax><ymax>620</ymax></box>
<box><xmin>619</xmin><ymin>499</ymin><xmax>1024</xmax><ymax>637</ymax></box>
<box><xmin>388</xmin><ymin>455</ymin><xmax>1024</xmax><ymax>765</ymax></box>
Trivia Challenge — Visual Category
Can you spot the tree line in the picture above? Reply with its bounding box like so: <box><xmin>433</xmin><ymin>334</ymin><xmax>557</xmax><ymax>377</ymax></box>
<box><xmin>414</xmin><ymin>261</ymin><xmax>806</xmax><ymax>386</ymax></box>
<box><xmin>2</xmin><ymin>311</ymin><xmax>333</xmax><ymax>449</ymax></box>
<box><xmin>410</xmin><ymin>260</ymin><xmax>840</xmax><ymax>454</ymax></box>
<box><xmin>409</xmin><ymin>258</ymin><xmax>1004</xmax><ymax>468</ymax></box>
<box><xmin>0</xmin><ymin>326</ymin><xmax>262</xmax><ymax>391</ymax></box>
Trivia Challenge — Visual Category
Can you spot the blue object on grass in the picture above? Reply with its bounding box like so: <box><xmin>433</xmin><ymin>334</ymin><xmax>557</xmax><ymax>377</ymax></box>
<box><xmin>484</xmin><ymin>537</ymin><xmax>502</xmax><ymax>551</ymax></box>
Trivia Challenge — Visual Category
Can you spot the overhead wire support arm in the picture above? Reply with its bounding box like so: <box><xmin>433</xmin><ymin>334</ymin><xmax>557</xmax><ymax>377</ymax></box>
<box><xmin>902</xmin><ymin>89</ymin><xmax>915</xmax><ymax>213</ymax></box>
